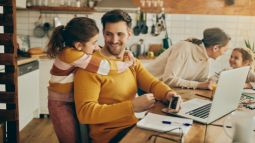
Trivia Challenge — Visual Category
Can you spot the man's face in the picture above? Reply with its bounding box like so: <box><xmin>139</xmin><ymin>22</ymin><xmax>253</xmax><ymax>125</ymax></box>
<box><xmin>103</xmin><ymin>21</ymin><xmax>131</xmax><ymax>56</ymax></box>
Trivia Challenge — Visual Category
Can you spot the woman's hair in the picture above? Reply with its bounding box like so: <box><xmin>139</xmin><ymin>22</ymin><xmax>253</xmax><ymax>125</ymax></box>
<box><xmin>233</xmin><ymin>48</ymin><xmax>254</xmax><ymax>66</ymax></box>
<box><xmin>47</xmin><ymin>17</ymin><xmax>99</xmax><ymax>58</ymax></box>
<box><xmin>101</xmin><ymin>9</ymin><xmax>132</xmax><ymax>30</ymax></box>
<box><xmin>186</xmin><ymin>27</ymin><xmax>231</xmax><ymax>48</ymax></box>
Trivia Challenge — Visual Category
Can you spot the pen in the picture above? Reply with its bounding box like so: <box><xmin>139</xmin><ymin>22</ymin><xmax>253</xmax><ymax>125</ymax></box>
<box><xmin>162</xmin><ymin>120</ymin><xmax>192</xmax><ymax>126</ymax></box>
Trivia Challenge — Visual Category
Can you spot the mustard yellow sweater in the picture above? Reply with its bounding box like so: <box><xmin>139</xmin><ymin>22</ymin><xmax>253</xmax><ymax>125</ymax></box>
<box><xmin>48</xmin><ymin>48</ymin><xmax>132</xmax><ymax>101</ymax></box>
<box><xmin>74</xmin><ymin>51</ymin><xmax>173</xmax><ymax>143</ymax></box>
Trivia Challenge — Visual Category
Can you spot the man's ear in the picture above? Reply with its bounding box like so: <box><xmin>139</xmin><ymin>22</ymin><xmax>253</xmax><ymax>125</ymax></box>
<box><xmin>74</xmin><ymin>42</ymin><xmax>82</xmax><ymax>51</ymax></box>
<box><xmin>127</xmin><ymin>28</ymin><xmax>132</xmax><ymax>40</ymax></box>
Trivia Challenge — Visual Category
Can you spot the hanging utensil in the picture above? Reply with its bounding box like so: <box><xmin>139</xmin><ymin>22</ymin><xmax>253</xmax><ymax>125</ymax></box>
<box><xmin>162</xmin><ymin>13</ymin><xmax>172</xmax><ymax>49</ymax></box>
<box><xmin>153</xmin><ymin>14</ymin><xmax>160</xmax><ymax>36</ymax></box>
<box><xmin>54</xmin><ymin>16</ymin><xmax>62</xmax><ymax>27</ymax></box>
<box><xmin>151</xmin><ymin>14</ymin><xmax>156</xmax><ymax>36</ymax></box>
<box><xmin>133</xmin><ymin>12</ymin><xmax>141</xmax><ymax>36</ymax></box>
<box><xmin>33</xmin><ymin>14</ymin><xmax>46</xmax><ymax>38</ymax></box>
<box><xmin>141</xmin><ymin>12</ymin><xmax>148</xmax><ymax>34</ymax></box>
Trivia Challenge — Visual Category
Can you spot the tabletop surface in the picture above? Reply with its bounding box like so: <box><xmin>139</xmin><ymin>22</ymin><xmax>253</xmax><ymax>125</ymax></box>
<box><xmin>120</xmin><ymin>88</ymin><xmax>255</xmax><ymax>143</ymax></box>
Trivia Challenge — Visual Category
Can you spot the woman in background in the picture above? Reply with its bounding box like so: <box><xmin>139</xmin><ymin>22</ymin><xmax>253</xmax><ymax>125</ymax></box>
<box><xmin>146</xmin><ymin>27</ymin><xmax>230</xmax><ymax>90</ymax></box>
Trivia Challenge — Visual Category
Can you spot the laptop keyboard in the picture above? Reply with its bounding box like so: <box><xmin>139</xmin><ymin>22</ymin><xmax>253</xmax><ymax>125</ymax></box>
<box><xmin>186</xmin><ymin>103</ymin><xmax>212</xmax><ymax>119</ymax></box>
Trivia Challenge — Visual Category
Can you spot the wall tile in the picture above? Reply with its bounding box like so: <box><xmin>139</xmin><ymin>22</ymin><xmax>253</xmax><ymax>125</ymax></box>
<box><xmin>0</xmin><ymin>26</ymin><xmax>3</xmax><ymax>33</ymax></box>
<box><xmin>0</xmin><ymin>45</ymin><xmax>4</xmax><ymax>53</ymax></box>
<box><xmin>0</xmin><ymin>6</ymin><xmax>3</xmax><ymax>14</ymax></box>
<box><xmin>16</xmin><ymin>10</ymin><xmax>255</xmax><ymax>72</ymax></box>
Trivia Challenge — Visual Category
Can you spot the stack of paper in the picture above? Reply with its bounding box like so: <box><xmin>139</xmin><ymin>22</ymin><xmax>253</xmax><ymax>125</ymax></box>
<box><xmin>243</xmin><ymin>89</ymin><xmax>255</xmax><ymax>97</ymax></box>
<box><xmin>137</xmin><ymin>113</ymin><xmax>193</xmax><ymax>134</ymax></box>
<box><xmin>134</xmin><ymin>111</ymin><xmax>148</xmax><ymax>119</ymax></box>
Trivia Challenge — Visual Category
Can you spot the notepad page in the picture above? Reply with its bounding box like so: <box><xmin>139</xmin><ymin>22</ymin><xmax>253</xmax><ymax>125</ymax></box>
<box><xmin>137</xmin><ymin>113</ymin><xmax>193</xmax><ymax>134</ymax></box>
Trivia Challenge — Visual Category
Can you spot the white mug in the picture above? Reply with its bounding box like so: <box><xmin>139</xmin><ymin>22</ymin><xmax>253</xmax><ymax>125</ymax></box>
<box><xmin>223</xmin><ymin>111</ymin><xmax>255</xmax><ymax>143</ymax></box>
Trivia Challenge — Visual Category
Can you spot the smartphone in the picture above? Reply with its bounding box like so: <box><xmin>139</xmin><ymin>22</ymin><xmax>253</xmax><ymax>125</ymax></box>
<box><xmin>168</xmin><ymin>96</ymin><xmax>179</xmax><ymax>110</ymax></box>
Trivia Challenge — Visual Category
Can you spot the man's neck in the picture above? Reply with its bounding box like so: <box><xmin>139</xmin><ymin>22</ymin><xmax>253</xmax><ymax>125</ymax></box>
<box><xmin>100</xmin><ymin>46</ymin><xmax>124</xmax><ymax>60</ymax></box>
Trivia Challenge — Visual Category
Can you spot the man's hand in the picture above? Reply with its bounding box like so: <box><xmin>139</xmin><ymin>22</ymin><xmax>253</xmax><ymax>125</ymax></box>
<box><xmin>165</xmin><ymin>91</ymin><xmax>182</xmax><ymax>113</ymax></box>
<box><xmin>132</xmin><ymin>93</ymin><xmax>155</xmax><ymax>112</ymax></box>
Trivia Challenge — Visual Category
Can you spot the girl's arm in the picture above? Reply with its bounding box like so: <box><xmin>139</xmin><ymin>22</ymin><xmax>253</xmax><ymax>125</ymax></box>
<box><xmin>61</xmin><ymin>48</ymin><xmax>135</xmax><ymax>75</ymax></box>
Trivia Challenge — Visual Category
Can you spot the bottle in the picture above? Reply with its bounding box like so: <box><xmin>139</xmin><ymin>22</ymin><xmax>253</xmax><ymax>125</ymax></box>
<box><xmin>76</xmin><ymin>0</ymin><xmax>81</xmax><ymax>7</ymax></box>
<box><xmin>138</xmin><ymin>39</ymin><xmax>145</xmax><ymax>56</ymax></box>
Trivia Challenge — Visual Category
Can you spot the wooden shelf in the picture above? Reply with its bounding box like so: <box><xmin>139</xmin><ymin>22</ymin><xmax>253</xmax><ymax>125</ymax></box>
<box><xmin>133</xmin><ymin>0</ymin><xmax>255</xmax><ymax>16</ymax></box>
<box><xmin>21</xmin><ymin>6</ymin><xmax>95</xmax><ymax>13</ymax></box>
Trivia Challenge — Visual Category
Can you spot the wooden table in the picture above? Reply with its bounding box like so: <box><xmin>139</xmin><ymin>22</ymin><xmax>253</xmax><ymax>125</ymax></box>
<box><xmin>120</xmin><ymin>88</ymin><xmax>253</xmax><ymax>143</ymax></box>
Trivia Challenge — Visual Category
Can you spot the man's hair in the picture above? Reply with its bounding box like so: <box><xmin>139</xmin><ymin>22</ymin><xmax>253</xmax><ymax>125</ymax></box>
<box><xmin>101</xmin><ymin>9</ymin><xmax>132</xmax><ymax>30</ymax></box>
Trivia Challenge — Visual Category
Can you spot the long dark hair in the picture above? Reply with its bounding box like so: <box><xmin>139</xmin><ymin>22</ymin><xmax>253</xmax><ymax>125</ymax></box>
<box><xmin>101</xmin><ymin>9</ymin><xmax>132</xmax><ymax>30</ymax></box>
<box><xmin>47</xmin><ymin>17</ymin><xmax>99</xmax><ymax>58</ymax></box>
<box><xmin>186</xmin><ymin>27</ymin><xmax>231</xmax><ymax>48</ymax></box>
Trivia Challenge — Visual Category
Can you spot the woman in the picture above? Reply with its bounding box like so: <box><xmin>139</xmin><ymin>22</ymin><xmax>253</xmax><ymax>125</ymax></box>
<box><xmin>146</xmin><ymin>27</ymin><xmax>231</xmax><ymax>90</ymax></box>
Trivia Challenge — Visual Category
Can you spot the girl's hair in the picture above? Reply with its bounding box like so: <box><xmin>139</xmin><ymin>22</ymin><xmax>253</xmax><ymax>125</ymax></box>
<box><xmin>233</xmin><ymin>48</ymin><xmax>254</xmax><ymax>67</ymax></box>
<box><xmin>47</xmin><ymin>17</ymin><xmax>99</xmax><ymax>58</ymax></box>
<box><xmin>186</xmin><ymin>27</ymin><xmax>231</xmax><ymax>48</ymax></box>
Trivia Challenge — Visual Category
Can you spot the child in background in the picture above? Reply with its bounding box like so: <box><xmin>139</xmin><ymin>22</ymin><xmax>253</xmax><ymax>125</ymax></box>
<box><xmin>46</xmin><ymin>17</ymin><xmax>134</xmax><ymax>143</ymax></box>
<box><xmin>210</xmin><ymin>48</ymin><xmax>255</xmax><ymax>89</ymax></box>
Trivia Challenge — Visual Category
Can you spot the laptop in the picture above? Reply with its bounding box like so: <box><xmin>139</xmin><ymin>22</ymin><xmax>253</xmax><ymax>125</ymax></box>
<box><xmin>174</xmin><ymin>66</ymin><xmax>250</xmax><ymax>124</ymax></box>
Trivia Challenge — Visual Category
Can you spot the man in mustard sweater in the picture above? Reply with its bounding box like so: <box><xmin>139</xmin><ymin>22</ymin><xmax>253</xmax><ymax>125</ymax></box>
<box><xmin>74</xmin><ymin>9</ymin><xmax>181</xmax><ymax>143</ymax></box>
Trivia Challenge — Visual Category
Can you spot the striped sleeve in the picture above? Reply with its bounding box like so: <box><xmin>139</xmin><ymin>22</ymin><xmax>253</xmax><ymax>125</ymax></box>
<box><xmin>60</xmin><ymin>48</ymin><xmax>132</xmax><ymax>75</ymax></box>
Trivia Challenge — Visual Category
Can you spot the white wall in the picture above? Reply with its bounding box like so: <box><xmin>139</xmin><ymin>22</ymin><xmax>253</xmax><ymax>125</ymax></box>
<box><xmin>16</xmin><ymin>10</ymin><xmax>255</xmax><ymax>75</ymax></box>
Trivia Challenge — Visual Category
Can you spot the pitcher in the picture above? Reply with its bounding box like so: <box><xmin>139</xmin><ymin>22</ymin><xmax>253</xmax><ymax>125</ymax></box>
<box><xmin>223</xmin><ymin>111</ymin><xmax>255</xmax><ymax>143</ymax></box>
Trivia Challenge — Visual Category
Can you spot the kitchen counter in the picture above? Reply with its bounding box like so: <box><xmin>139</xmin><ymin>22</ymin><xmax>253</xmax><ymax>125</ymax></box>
<box><xmin>17</xmin><ymin>57</ymin><xmax>39</xmax><ymax>65</ymax></box>
<box><xmin>17</xmin><ymin>53</ymin><xmax>47</xmax><ymax>65</ymax></box>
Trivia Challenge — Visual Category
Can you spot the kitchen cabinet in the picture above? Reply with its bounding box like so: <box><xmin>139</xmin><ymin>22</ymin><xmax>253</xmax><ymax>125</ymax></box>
<box><xmin>18</xmin><ymin>61</ymin><xmax>40</xmax><ymax>130</ymax></box>
<box><xmin>0</xmin><ymin>60</ymin><xmax>40</xmax><ymax>131</ymax></box>
<box><xmin>39</xmin><ymin>58</ymin><xmax>54</xmax><ymax>115</ymax></box>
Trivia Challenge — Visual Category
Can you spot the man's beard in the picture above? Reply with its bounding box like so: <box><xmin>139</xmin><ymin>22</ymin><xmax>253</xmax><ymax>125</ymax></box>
<box><xmin>106</xmin><ymin>43</ymin><xmax>124</xmax><ymax>56</ymax></box>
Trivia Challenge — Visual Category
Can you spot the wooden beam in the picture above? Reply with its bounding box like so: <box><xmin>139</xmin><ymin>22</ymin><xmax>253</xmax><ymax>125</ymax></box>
<box><xmin>0</xmin><ymin>1</ymin><xmax>12</xmax><ymax>6</ymax></box>
<box><xmin>0</xmin><ymin>14</ymin><xmax>14</xmax><ymax>26</ymax></box>
<box><xmin>0</xmin><ymin>73</ymin><xmax>15</xmax><ymax>84</ymax></box>
<box><xmin>0</xmin><ymin>109</ymin><xmax>17</xmax><ymax>121</ymax></box>
<box><xmin>0</xmin><ymin>33</ymin><xmax>13</xmax><ymax>44</ymax></box>
<box><xmin>0</xmin><ymin>53</ymin><xmax>14</xmax><ymax>65</ymax></box>
<box><xmin>0</xmin><ymin>91</ymin><xmax>15</xmax><ymax>103</ymax></box>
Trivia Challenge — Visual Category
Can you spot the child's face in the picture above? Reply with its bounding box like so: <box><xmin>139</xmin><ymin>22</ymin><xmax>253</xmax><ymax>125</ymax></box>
<box><xmin>80</xmin><ymin>34</ymin><xmax>99</xmax><ymax>54</ymax></box>
<box><xmin>229</xmin><ymin>50</ymin><xmax>246</xmax><ymax>68</ymax></box>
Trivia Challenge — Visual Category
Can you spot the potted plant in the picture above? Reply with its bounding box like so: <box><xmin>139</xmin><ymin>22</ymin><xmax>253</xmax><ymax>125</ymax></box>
<box><xmin>244</xmin><ymin>40</ymin><xmax>255</xmax><ymax>52</ymax></box>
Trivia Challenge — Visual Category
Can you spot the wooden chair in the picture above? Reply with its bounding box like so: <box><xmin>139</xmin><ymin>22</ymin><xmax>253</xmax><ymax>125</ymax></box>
<box><xmin>79</xmin><ymin>124</ymin><xmax>91</xmax><ymax>143</ymax></box>
<box><xmin>0</xmin><ymin>0</ymin><xmax>19</xmax><ymax>142</ymax></box>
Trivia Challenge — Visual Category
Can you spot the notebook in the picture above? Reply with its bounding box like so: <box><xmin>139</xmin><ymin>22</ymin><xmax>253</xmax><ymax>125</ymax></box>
<box><xmin>137</xmin><ymin>113</ymin><xmax>193</xmax><ymax>134</ymax></box>
<box><xmin>243</xmin><ymin>89</ymin><xmax>255</xmax><ymax>94</ymax></box>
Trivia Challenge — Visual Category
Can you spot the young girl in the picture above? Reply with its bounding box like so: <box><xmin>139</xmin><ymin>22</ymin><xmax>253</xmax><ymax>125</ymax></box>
<box><xmin>210</xmin><ymin>47</ymin><xmax>255</xmax><ymax>89</ymax></box>
<box><xmin>46</xmin><ymin>17</ymin><xmax>134</xmax><ymax>143</ymax></box>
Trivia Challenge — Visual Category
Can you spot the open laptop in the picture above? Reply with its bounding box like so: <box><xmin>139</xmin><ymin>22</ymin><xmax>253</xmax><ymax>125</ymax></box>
<box><xmin>174</xmin><ymin>66</ymin><xmax>250</xmax><ymax>124</ymax></box>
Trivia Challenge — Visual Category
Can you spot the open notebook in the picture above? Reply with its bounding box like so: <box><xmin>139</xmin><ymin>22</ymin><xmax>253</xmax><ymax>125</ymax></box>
<box><xmin>137</xmin><ymin>113</ymin><xmax>193</xmax><ymax>134</ymax></box>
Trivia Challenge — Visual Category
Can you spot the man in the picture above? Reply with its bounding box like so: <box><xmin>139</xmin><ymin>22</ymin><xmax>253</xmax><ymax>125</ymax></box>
<box><xmin>74</xmin><ymin>10</ymin><xmax>181</xmax><ymax>143</ymax></box>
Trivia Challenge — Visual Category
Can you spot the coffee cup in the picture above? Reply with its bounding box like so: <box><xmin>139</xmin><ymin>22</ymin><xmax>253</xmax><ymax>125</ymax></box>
<box><xmin>223</xmin><ymin>111</ymin><xmax>255</xmax><ymax>143</ymax></box>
